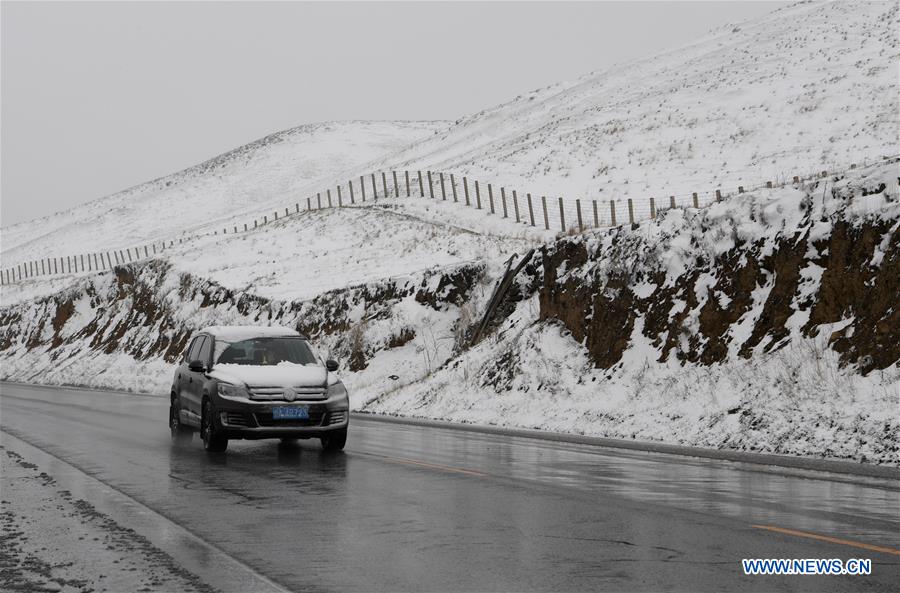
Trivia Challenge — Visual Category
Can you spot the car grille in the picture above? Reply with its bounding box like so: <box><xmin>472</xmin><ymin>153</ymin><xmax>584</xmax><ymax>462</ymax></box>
<box><xmin>254</xmin><ymin>405</ymin><xmax>327</xmax><ymax>427</ymax></box>
<box><xmin>221</xmin><ymin>412</ymin><xmax>251</xmax><ymax>427</ymax></box>
<box><xmin>248</xmin><ymin>385</ymin><xmax>327</xmax><ymax>401</ymax></box>
<box><xmin>326</xmin><ymin>411</ymin><xmax>347</xmax><ymax>425</ymax></box>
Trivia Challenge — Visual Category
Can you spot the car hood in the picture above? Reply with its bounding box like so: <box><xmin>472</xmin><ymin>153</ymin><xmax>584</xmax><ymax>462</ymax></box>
<box><xmin>209</xmin><ymin>363</ymin><xmax>328</xmax><ymax>387</ymax></box>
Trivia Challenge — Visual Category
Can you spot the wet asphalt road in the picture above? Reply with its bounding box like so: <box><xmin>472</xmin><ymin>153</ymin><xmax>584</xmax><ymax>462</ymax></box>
<box><xmin>1</xmin><ymin>382</ymin><xmax>898</xmax><ymax>592</ymax></box>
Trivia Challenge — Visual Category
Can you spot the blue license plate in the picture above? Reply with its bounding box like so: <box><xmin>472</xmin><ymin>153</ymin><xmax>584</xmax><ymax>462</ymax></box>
<box><xmin>272</xmin><ymin>406</ymin><xmax>309</xmax><ymax>420</ymax></box>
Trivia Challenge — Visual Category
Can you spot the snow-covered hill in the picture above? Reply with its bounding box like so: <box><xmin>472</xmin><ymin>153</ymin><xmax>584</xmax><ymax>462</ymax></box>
<box><xmin>0</xmin><ymin>120</ymin><xmax>447</xmax><ymax>264</ymax></box>
<box><xmin>369</xmin><ymin>0</ymin><xmax>898</xmax><ymax>203</ymax></box>
<box><xmin>3</xmin><ymin>1</ymin><xmax>896</xmax><ymax>273</ymax></box>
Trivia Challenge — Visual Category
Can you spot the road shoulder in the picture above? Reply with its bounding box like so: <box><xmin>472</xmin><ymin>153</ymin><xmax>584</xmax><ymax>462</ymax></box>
<box><xmin>0</xmin><ymin>430</ymin><xmax>288</xmax><ymax>593</ymax></box>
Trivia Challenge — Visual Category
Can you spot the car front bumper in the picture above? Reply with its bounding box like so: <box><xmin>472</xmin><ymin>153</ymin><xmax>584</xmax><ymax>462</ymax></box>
<box><xmin>211</xmin><ymin>391</ymin><xmax>349</xmax><ymax>440</ymax></box>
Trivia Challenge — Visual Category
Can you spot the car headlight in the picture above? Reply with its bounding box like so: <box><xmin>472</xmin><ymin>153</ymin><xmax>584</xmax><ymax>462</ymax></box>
<box><xmin>218</xmin><ymin>382</ymin><xmax>249</xmax><ymax>399</ymax></box>
<box><xmin>327</xmin><ymin>381</ymin><xmax>348</xmax><ymax>400</ymax></box>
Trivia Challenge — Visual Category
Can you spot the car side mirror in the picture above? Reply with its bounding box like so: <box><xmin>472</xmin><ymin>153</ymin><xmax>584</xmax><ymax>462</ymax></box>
<box><xmin>325</xmin><ymin>359</ymin><xmax>339</xmax><ymax>372</ymax></box>
<box><xmin>188</xmin><ymin>359</ymin><xmax>206</xmax><ymax>373</ymax></box>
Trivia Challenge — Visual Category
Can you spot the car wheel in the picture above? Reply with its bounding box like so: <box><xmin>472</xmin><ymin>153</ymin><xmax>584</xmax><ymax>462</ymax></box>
<box><xmin>320</xmin><ymin>427</ymin><xmax>347</xmax><ymax>451</ymax></box>
<box><xmin>201</xmin><ymin>398</ymin><xmax>228</xmax><ymax>453</ymax></box>
<box><xmin>170</xmin><ymin>395</ymin><xmax>192</xmax><ymax>444</ymax></box>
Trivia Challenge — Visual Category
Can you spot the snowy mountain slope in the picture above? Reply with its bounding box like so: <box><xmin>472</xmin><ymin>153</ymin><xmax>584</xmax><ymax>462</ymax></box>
<box><xmin>0</xmin><ymin>120</ymin><xmax>447</xmax><ymax>264</ymax></box>
<box><xmin>1</xmin><ymin>162</ymin><xmax>896</xmax><ymax>463</ymax></box>
<box><xmin>0</xmin><ymin>200</ymin><xmax>539</xmax><ymax>306</ymax></box>
<box><xmin>366</xmin><ymin>0</ymin><xmax>898</xmax><ymax>204</ymax></box>
<box><xmin>144</xmin><ymin>205</ymin><xmax>537</xmax><ymax>302</ymax></box>
<box><xmin>4</xmin><ymin>1</ymin><xmax>896</xmax><ymax>275</ymax></box>
<box><xmin>363</xmin><ymin>162</ymin><xmax>900</xmax><ymax>464</ymax></box>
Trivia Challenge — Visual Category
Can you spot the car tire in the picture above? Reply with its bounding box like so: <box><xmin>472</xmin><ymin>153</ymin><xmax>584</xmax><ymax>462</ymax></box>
<box><xmin>201</xmin><ymin>398</ymin><xmax>228</xmax><ymax>453</ymax></box>
<box><xmin>320</xmin><ymin>427</ymin><xmax>347</xmax><ymax>451</ymax></box>
<box><xmin>170</xmin><ymin>395</ymin><xmax>193</xmax><ymax>444</ymax></box>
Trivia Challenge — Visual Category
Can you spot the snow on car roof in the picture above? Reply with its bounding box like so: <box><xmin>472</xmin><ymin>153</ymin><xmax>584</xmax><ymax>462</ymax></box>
<box><xmin>200</xmin><ymin>325</ymin><xmax>305</xmax><ymax>341</ymax></box>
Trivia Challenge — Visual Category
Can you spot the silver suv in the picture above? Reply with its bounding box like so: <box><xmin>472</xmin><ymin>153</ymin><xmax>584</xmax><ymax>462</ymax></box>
<box><xmin>169</xmin><ymin>325</ymin><xmax>349</xmax><ymax>452</ymax></box>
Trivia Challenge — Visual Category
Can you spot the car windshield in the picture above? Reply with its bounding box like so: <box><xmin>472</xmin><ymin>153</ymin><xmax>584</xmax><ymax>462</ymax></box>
<box><xmin>215</xmin><ymin>337</ymin><xmax>318</xmax><ymax>366</ymax></box>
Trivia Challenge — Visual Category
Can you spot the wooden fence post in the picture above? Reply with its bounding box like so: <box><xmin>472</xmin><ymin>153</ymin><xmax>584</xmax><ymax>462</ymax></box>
<box><xmin>576</xmin><ymin>199</ymin><xmax>583</xmax><ymax>231</ymax></box>
<box><xmin>317</xmin><ymin>193</ymin><xmax>322</xmax><ymax>209</ymax></box>
<box><xmin>381</xmin><ymin>171</ymin><xmax>388</xmax><ymax>198</ymax></box>
<box><xmin>715</xmin><ymin>189</ymin><xmax>722</xmax><ymax>201</ymax></box>
<box><xmin>327</xmin><ymin>189</ymin><xmax>333</xmax><ymax>208</ymax></box>
<box><xmin>337</xmin><ymin>186</ymin><xmax>343</xmax><ymax>207</ymax></box>
<box><xmin>451</xmin><ymin>174</ymin><xmax>458</xmax><ymax>202</ymax></box>
<box><xmin>418</xmin><ymin>171</ymin><xmax>425</xmax><ymax>197</ymax></box>
<box><xmin>692</xmin><ymin>192</ymin><xmax>699</xmax><ymax>208</ymax></box>
<box><xmin>558</xmin><ymin>198</ymin><xmax>566</xmax><ymax>232</ymax></box>
<box><xmin>274</xmin><ymin>211</ymin><xmax>278</xmax><ymax>221</ymax></box>
<box><xmin>541</xmin><ymin>196</ymin><xmax>549</xmax><ymax>229</ymax></box>
<box><xmin>669</xmin><ymin>195</ymin><xmax>676</xmax><ymax>209</ymax></box>
<box><xmin>650</xmin><ymin>197</ymin><xmax>656</xmax><ymax>219</ymax></box>
<box><xmin>393</xmin><ymin>171</ymin><xmax>400</xmax><ymax>198</ymax></box>
<box><xmin>427</xmin><ymin>171</ymin><xmax>435</xmax><ymax>199</ymax></box>
<box><xmin>488</xmin><ymin>184</ymin><xmax>495</xmax><ymax>214</ymax></box>
<box><xmin>627</xmin><ymin>199</ymin><xmax>635</xmax><ymax>224</ymax></box>
<box><xmin>405</xmin><ymin>170</ymin><xmax>411</xmax><ymax>197</ymax></box>
<box><xmin>501</xmin><ymin>187</ymin><xmax>509</xmax><ymax>218</ymax></box>
<box><xmin>439</xmin><ymin>172</ymin><xmax>447</xmax><ymax>200</ymax></box>
<box><xmin>593</xmin><ymin>200</ymin><xmax>599</xmax><ymax>227</ymax></box>
<box><xmin>349</xmin><ymin>180</ymin><xmax>356</xmax><ymax>204</ymax></box>
<box><xmin>527</xmin><ymin>193</ymin><xmax>535</xmax><ymax>226</ymax></box>
<box><xmin>371</xmin><ymin>173</ymin><xmax>378</xmax><ymax>200</ymax></box>
<box><xmin>475</xmin><ymin>180</ymin><xmax>482</xmax><ymax>209</ymax></box>
<box><xmin>361</xmin><ymin>176</ymin><xmax>367</xmax><ymax>202</ymax></box>
<box><xmin>463</xmin><ymin>177</ymin><xmax>470</xmax><ymax>206</ymax></box>
<box><xmin>512</xmin><ymin>190</ymin><xmax>520</xmax><ymax>222</ymax></box>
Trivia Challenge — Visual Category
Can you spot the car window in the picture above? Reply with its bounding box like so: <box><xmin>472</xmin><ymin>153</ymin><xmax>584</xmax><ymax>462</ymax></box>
<box><xmin>216</xmin><ymin>337</ymin><xmax>317</xmax><ymax>366</ymax></box>
<box><xmin>197</xmin><ymin>337</ymin><xmax>213</xmax><ymax>367</ymax></box>
<box><xmin>185</xmin><ymin>337</ymin><xmax>203</xmax><ymax>362</ymax></box>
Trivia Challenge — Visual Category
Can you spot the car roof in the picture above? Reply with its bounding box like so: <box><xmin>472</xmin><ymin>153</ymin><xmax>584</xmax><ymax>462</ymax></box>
<box><xmin>198</xmin><ymin>325</ymin><xmax>307</xmax><ymax>341</ymax></box>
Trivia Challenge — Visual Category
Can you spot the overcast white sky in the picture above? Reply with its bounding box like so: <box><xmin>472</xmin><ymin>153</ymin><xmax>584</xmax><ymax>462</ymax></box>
<box><xmin>1</xmin><ymin>1</ymin><xmax>787</xmax><ymax>227</ymax></box>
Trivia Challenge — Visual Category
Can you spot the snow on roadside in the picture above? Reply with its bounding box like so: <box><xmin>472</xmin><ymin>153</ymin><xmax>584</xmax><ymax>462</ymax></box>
<box><xmin>362</xmin><ymin>317</ymin><xmax>899</xmax><ymax>465</ymax></box>
<box><xmin>0</xmin><ymin>444</ymin><xmax>216</xmax><ymax>593</ymax></box>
